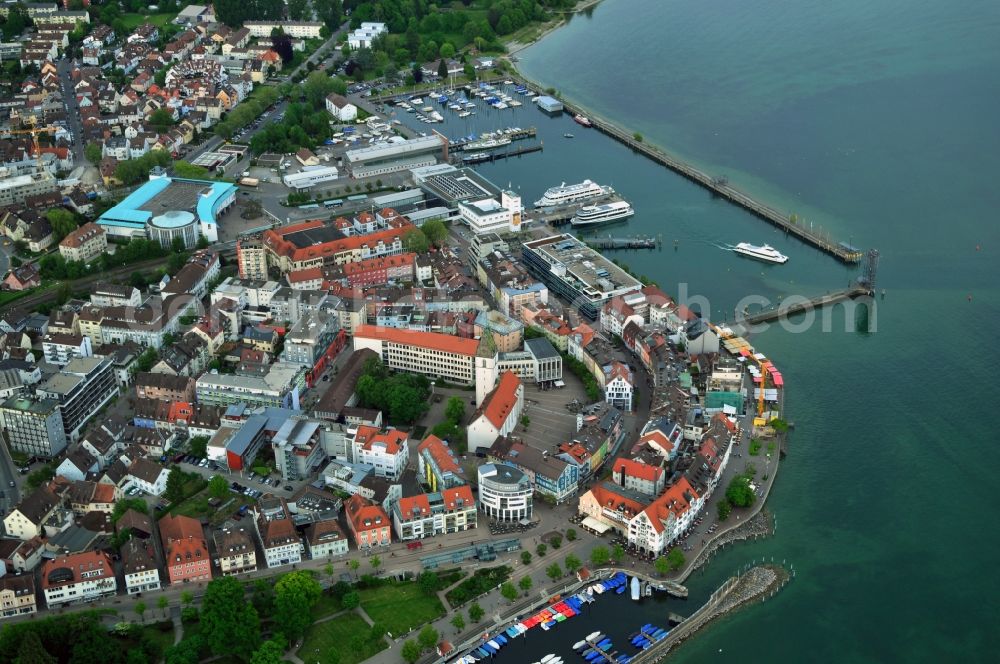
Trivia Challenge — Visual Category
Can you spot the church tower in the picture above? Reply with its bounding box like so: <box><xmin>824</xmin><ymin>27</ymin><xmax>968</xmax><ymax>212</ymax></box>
<box><xmin>475</xmin><ymin>329</ymin><xmax>499</xmax><ymax>406</ymax></box>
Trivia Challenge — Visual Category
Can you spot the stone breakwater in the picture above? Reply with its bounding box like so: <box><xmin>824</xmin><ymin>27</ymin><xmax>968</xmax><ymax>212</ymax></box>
<box><xmin>683</xmin><ymin>510</ymin><xmax>775</xmax><ymax>580</ymax></box>
<box><xmin>632</xmin><ymin>564</ymin><xmax>791</xmax><ymax>663</ymax></box>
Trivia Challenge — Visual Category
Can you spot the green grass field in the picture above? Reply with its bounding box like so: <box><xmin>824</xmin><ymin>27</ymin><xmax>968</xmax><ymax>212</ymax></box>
<box><xmin>298</xmin><ymin>612</ymin><xmax>386</xmax><ymax>664</ymax></box>
<box><xmin>120</xmin><ymin>13</ymin><xmax>177</xmax><ymax>30</ymax></box>
<box><xmin>359</xmin><ymin>582</ymin><xmax>446</xmax><ymax>636</ymax></box>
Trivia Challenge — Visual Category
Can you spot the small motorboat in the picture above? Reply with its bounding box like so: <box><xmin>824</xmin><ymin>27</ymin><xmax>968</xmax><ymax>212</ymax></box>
<box><xmin>564</xmin><ymin>133</ymin><xmax>574</xmax><ymax>138</ymax></box>
<box><xmin>541</xmin><ymin>655</ymin><xmax>557</xmax><ymax>664</ymax></box>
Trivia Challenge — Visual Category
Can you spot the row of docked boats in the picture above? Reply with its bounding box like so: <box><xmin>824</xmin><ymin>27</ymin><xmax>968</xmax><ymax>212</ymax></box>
<box><xmin>586</xmin><ymin>571</ymin><xmax>629</xmax><ymax>596</ymax></box>
<box><xmin>629</xmin><ymin>623</ymin><xmax>670</xmax><ymax>650</ymax></box>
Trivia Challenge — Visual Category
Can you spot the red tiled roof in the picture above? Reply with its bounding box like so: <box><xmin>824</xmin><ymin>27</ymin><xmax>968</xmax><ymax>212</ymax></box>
<box><xmin>354</xmin><ymin>324</ymin><xmax>479</xmax><ymax>356</ymax></box>
<box><xmin>440</xmin><ymin>485</ymin><xmax>474</xmax><ymax>509</ymax></box>
<box><xmin>587</xmin><ymin>484</ymin><xmax>646</xmax><ymax>519</ymax></box>
<box><xmin>642</xmin><ymin>477</ymin><xmax>700</xmax><ymax>533</ymax></box>
<box><xmin>263</xmin><ymin>220</ymin><xmax>411</xmax><ymax>263</ymax></box>
<box><xmin>479</xmin><ymin>371</ymin><xmax>521</xmax><ymax>429</ymax></box>
<box><xmin>614</xmin><ymin>458</ymin><xmax>663</xmax><ymax>483</ymax></box>
<box><xmin>41</xmin><ymin>550</ymin><xmax>114</xmax><ymax>589</ymax></box>
<box><xmin>417</xmin><ymin>435</ymin><xmax>460</xmax><ymax>474</ymax></box>
<box><xmin>342</xmin><ymin>252</ymin><xmax>415</xmax><ymax>275</ymax></box>
<box><xmin>354</xmin><ymin>425</ymin><xmax>407</xmax><ymax>455</ymax></box>
<box><xmin>288</xmin><ymin>267</ymin><xmax>323</xmax><ymax>283</ymax></box>
<box><xmin>344</xmin><ymin>494</ymin><xmax>390</xmax><ymax>534</ymax></box>
<box><xmin>397</xmin><ymin>493</ymin><xmax>431</xmax><ymax>519</ymax></box>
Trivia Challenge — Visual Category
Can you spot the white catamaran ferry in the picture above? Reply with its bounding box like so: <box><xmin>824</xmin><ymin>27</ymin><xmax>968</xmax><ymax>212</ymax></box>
<box><xmin>570</xmin><ymin>200</ymin><xmax>635</xmax><ymax>227</ymax></box>
<box><xmin>733</xmin><ymin>242</ymin><xmax>789</xmax><ymax>264</ymax></box>
<box><xmin>534</xmin><ymin>179</ymin><xmax>612</xmax><ymax>208</ymax></box>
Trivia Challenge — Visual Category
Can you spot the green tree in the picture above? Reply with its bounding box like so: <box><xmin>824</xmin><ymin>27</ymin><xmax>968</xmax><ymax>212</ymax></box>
<box><xmin>188</xmin><ymin>436</ymin><xmax>209</xmax><ymax>459</ymax></box>
<box><xmin>564</xmin><ymin>554</ymin><xmax>582</xmax><ymax>575</ymax></box>
<box><xmin>550</xmin><ymin>534</ymin><xmax>562</xmax><ymax>549</ymax></box>
<box><xmin>437</xmin><ymin>58</ymin><xmax>448</xmax><ymax>78</ymax></box>
<box><xmin>566</xmin><ymin>528</ymin><xmax>577</xmax><ymax>541</ymax></box>
<box><xmin>611</xmin><ymin>544</ymin><xmax>625</xmax><ymax>564</ymax></box>
<box><xmin>590</xmin><ymin>546</ymin><xmax>610</xmax><ymax>566</ymax></box>
<box><xmin>717</xmin><ymin>500</ymin><xmax>732</xmax><ymax>521</ymax></box>
<box><xmin>725</xmin><ymin>476</ymin><xmax>755</xmax><ymax>508</ymax></box>
<box><xmin>401</xmin><ymin>640</ymin><xmax>421</xmax><ymax>664</ymax></box>
<box><xmin>518</xmin><ymin>575</ymin><xmax>533</xmax><ymax>595</ymax></box>
<box><xmin>451</xmin><ymin>613</ymin><xmax>465</xmax><ymax>632</ymax></box>
<box><xmin>417</xmin><ymin>625</ymin><xmax>439</xmax><ymax>652</ymax></box>
<box><xmin>520</xmin><ymin>551</ymin><xmax>532</xmax><ymax>565</ymax></box>
<box><xmin>251</xmin><ymin>578</ymin><xmax>275</xmax><ymax>618</ymax></box>
<box><xmin>545</xmin><ymin>563</ymin><xmax>563</xmax><ymax>581</ymax></box>
<box><xmin>135</xmin><ymin>601</ymin><xmax>146</xmax><ymax>623</ymax></box>
<box><xmin>164</xmin><ymin>468</ymin><xmax>185</xmax><ymax>503</ymax></box>
<box><xmin>654</xmin><ymin>555</ymin><xmax>670</xmax><ymax>577</ymax></box>
<box><xmin>249</xmin><ymin>639</ymin><xmax>285</xmax><ymax>664</ymax></box>
<box><xmin>500</xmin><ymin>582</ymin><xmax>518</xmax><ymax>603</ymax></box>
<box><xmin>419</xmin><ymin>571</ymin><xmax>440</xmax><ymax>596</ymax></box>
<box><xmin>468</xmin><ymin>601</ymin><xmax>484</xmax><ymax>623</ymax></box>
<box><xmin>370</xmin><ymin>555</ymin><xmax>381</xmax><ymax>571</ymax></box>
<box><xmin>274</xmin><ymin>571</ymin><xmax>322</xmax><ymax>642</ymax></box>
<box><xmin>85</xmin><ymin>142</ymin><xmax>103</xmax><ymax>164</ymax></box>
<box><xmin>667</xmin><ymin>547</ymin><xmax>686</xmax><ymax>572</ymax></box>
<box><xmin>46</xmin><ymin>208</ymin><xmax>78</xmax><ymax>242</ymax></box>
<box><xmin>444</xmin><ymin>396</ymin><xmax>465</xmax><ymax>424</ymax></box>
<box><xmin>13</xmin><ymin>630</ymin><xmax>56</xmax><ymax>664</ymax></box>
<box><xmin>421</xmin><ymin>219</ymin><xmax>448</xmax><ymax>246</ymax></box>
<box><xmin>402</xmin><ymin>228</ymin><xmax>429</xmax><ymax>254</ymax></box>
<box><xmin>439</xmin><ymin>42</ymin><xmax>455</xmax><ymax>59</ymax></box>
<box><xmin>274</xmin><ymin>571</ymin><xmax>323</xmax><ymax>641</ymax></box>
<box><xmin>349</xmin><ymin>559</ymin><xmax>360</xmax><ymax>579</ymax></box>
<box><xmin>341</xmin><ymin>591</ymin><xmax>360</xmax><ymax>609</ymax></box>
<box><xmin>149</xmin><ymin>108</ymin><xmax>174</xmax><ymax>132</ymax></box>
<box><xmin>200</xmin><ymin>576</ymin><xmax>261</xmax><ymax>659</ymax></box>
<box><xmin>181</xmin><ymin>591</ymin><xmax>194</xmax><ymax>607</ymax></box>
<box><xmin>208</xmin><ymin>474</ymin><xmax>229</xmax><ymax>499</ymax></box>
<box><xmin>464</xmin><ymin>62</ymin><xmax>477</xmax><ymax>81</ymax></box>
<box><xmin>536</xmin><ymin>543</ymin><xmax>547</xmax><ymax>557</ymax></box>
<box><xmin>303</xmin><ymin>70</ymin><xmax>336</xmax><ymax>109</ymax></box>
<box><xmin>157</xmin><ymin>596</ymin><xmax>169</xmax><ymax>617</ymax></box>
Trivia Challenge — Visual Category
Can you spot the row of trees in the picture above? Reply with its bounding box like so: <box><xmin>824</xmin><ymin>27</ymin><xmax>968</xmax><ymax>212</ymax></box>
<box><xmin>114</xmin><ymin>150</ymin><xmax>172</xmax><ymax>186</ymax></box>
<box><xmin>214</xmin><ymin>86</ymin><xmax>280</xmax><ymax>142</ymax></box>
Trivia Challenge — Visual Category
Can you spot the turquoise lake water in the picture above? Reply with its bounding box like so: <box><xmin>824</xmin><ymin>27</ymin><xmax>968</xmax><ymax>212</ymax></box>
<box><xmin>483</xmin><ymin>0</ymin><xmax>1000</xmax><ymax>660</ymax></box>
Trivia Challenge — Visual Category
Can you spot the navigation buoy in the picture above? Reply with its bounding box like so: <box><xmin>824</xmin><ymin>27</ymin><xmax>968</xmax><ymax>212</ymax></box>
<box><xmin>968</xmin><ymin>294</ymin><xmax>973</xmax><ymax>301</ymax></box>
<box><xmin>976</xmin><ymin>245</ymin><xmax>981</xmax><ymax>251</ymax></box>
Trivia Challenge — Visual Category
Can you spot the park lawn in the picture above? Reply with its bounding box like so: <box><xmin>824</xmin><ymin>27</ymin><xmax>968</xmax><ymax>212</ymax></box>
<box><xmin>359</xmin><ymin>582</ymin><xmax>446</xmax><ymax>636</ymax></box>
<box><xmin>298</xmin><ymin>612</ymin><xmax>386</xmax><ymax>664</ymax></box>
<box><xmin>311</xmin><ymin>593</ymin><xmax>343</xmax><ymax>620</ymax></box>
<box><xmin>120</xmin><ymin>13</ymin><xmax>177</xmax><ymax>30</ymax></box>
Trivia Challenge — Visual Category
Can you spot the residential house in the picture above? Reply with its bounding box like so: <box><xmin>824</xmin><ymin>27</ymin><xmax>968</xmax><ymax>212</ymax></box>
<box><xmin>351</xmin><ymin>426</ymin><xmax>409</xmax><ymax>481</ymax></box>
<box><xmin>343</xmin><ymin>494</ymin><xmax>391</xmax><ymax>550</ymax></box>
<box><xmin>392</xmin><ymin>485</ymin><xmax>476</xmax><ymax>541</ymax></box>
<box><xmin>121</xmin><ymin>537</ymin><xmax>161</xmax><ymax>594</ymax></box>
<box><xmin>213</xmin><ymin>527</ymin><xmax>257</xmax><ymax>576</ymax></box>
<box><xmin>3</xmin><ymin>487</ymin><xmax>60</xmax><ymax>540</ymax></box>
<box><xmin>253</xmin><ymin>497</ymin><xmax>303</xmax><ymax>569</ymax></box>
<box><xmin>304</xmin><ymin>519</ymin><xmax>349</xmax><ymax>559</ymax></box>
<box><xmin>127</xmin><ymin>458</ymin><xmax>170</xmax><ymax>496</ymax></box>
<box><xmin>0</xmin><ymin>575</ymin><xmax>37</xmax><ymax>618</ymax></box>
<box><xmin>159</xmin><ymin>514</ymin><xmax>211</xmax><ymax>584</ymax></box>
<box><xmin>41</xmin><ymin>550</ymin><xmax>117</xmax><ymax>607</ymax></box>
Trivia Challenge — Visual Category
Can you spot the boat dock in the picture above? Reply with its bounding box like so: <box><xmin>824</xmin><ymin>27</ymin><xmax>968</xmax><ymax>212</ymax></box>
<box><xmin>738</xmin><ymin>283</ymin><xmax>873</xmax><ymax>325</ymax></box>
<box><xmin>459</xmin><ymin>143</ymin><xmax>543</xmax><ymax>164</ymax></box>
<box><xmin>452</xmin><ymin>127</ymin><xmax>537</xmax><ymax>151</ymax></box>
<box><xmin>584</xmin><ymin>235</ymin><xmax>661</xmax><ymax>250</ymax></box>
<box><xmin>527</xmin><ymin>194</ymin><xmax>621</xmax><ymax>225</ymax></box>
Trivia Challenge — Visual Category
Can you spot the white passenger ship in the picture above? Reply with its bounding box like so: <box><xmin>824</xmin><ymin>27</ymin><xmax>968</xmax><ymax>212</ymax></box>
<box><xmin>570</xmin><ymin>200</ymin><xmax>635</xmax><ymax>227</ymax></box>
<box><xmin>534</xmin><ymin>179</ymin><xmax>613</xmax><ymax>208</ymax></box>
<box><xmin>733</xmin><ymin>242</ymin><xmax>789</xmax><ymax>264</ymax></box>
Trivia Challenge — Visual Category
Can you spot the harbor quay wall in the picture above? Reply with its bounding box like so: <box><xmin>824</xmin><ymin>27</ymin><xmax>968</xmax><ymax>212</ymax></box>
<box><xmin>631</xmin><ymin>564</ymin><xmax>791</xmax><ymax>663</ymax></box>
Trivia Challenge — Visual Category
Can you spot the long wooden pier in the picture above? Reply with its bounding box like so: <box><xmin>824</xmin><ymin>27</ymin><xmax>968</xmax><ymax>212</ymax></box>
<box><xmin>459</xmin><ymin>143</ymin><xmax>542</xmax><ymax>164</ymax></box>
<box><xmin>739</xmin><ymin>284</ymin><xmax>872</xmax><ymax>325</ymax></box>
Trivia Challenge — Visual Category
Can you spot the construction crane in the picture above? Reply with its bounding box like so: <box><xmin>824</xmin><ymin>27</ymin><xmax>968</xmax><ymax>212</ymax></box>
<box><xmin>1</xmin><ymin>122</ymin><xmax>60</xmax><ymax>171</ymax></box>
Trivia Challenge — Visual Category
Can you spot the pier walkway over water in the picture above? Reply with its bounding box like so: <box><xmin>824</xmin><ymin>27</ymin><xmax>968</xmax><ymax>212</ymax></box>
<box><xmin>738</xmin><ymin>284</ymin><xmax>874</xmax><ymax>326</ymax></box>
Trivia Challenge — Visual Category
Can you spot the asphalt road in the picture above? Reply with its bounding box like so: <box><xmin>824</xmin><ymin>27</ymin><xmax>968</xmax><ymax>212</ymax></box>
<box><xmin>0</xmin><ymin>436</ymin><xmax>20</xmax><ymax>524</ymax></box>
<box><xmin>56</xmin><ymin>56</ymin><xmax>85</xmax><ymax>164</ymax></box>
